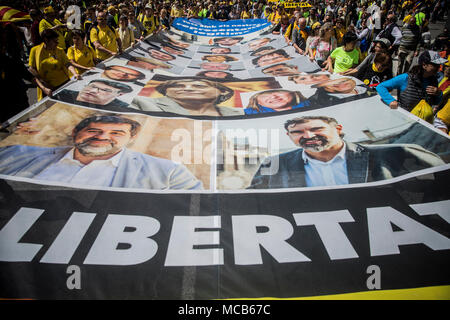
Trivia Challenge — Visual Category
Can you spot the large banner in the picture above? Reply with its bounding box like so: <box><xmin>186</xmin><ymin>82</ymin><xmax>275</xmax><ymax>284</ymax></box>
<box><xmin>0</xmin><ymin>22</ymin><xmax>449</xmax><ymax>300</ymax></box>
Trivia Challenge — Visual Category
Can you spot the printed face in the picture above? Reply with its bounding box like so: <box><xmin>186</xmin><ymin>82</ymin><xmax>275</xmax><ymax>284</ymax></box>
<box><xmin>322</xmin><ymin>78</ymin><xmax>356</xmax><ymax>93</ymax></box>
<box><xmin>162</xmin><ymin>46</ymin><xmax>184</xmax><ymax>55</ymax></box>
<box><xmin>249</xmin><ymin>38</ymin><xmax>270</xmax><ymax>50</ymax></box>
<box><xmin>73</xmin><ymin>122</ymin><xmax>133</xmax><ymax>157</ymax></box>
<box><xmin>203</xmin><ymin>55</ymin><xmax>232</xmax><ymax>63</ymax></box>
<box><xmin>293</xmin><ymin>74</ymin><xmax>330</xmax><ymax>85</ymax></box>
<box><xmin>211</xmin><ymin>47</ymin><xmax>231</xmax><ymax>54</ymax></box>
<box><xmin>104</xmin><ymin>66</ymin><xmax>142</xmax><ymax>81</ymax></box>
<box><xmin>215</xmin><ymin>38</ymin><xmax>241</xmax><ymax>46</ymax></box>
<box><xmin>77</xmin><ymin>82</ymin><xmax>122</xmax><ymax>105</ymax></box>
<box><xmin>286</xmin><ymin>120</ymin><xmax>342</xmax><ymax>152</ymax></box>
<box><xmin>257</xmin><ymin>52</ymin><xmax>290</xmax><ymax>67</ymax></box>
<box><xmin>149</xmin><ymin>49</ymin><xmax>174</xmax><ymax>61</ymax></box>
<box><xmin>165</xmin><ymin>81</ymin><xmax>222</xmax><ymax>101</ymax></box>
<box><xmin>127</xmin><ymin>60</ymin><xmax>163</xmax><ymax>70</ymax></box>
<box><xmin>263</xmin><ymin>64</ymin><xmax>300</xmax><ymax>76</ymax></box>
<box><xmin>256</xmin><ymin>91</ymin><xmax>294</xmax><ymax>110</ymax></box>
<box><xmin>201</xmin><ymin>71</ymin><xmax>230</xmax><ymax>79</ymax></box>
<box><xmin>200</xmin><ymin>62</ymin><xmax>230</xmax><ymax>71</ymax></box>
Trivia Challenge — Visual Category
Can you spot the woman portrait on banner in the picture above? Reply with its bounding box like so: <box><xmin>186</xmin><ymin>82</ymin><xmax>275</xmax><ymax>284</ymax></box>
<box><xmin>308</xmin><ymin>22</ymin><xmax>337</xmax><ymax>70</ymax></box>
<box><xmin>244</xmin><ymin>89</ymin><xmax>310</xmax><ymax>115</ymax></box>
<box><xmin>29</xmin><ymin>29</ymin><xmax>80</xmax><ymax>101</ymax></box>
<box><xmin>131</xmin><ymin>78</ymin><xmax>244</xmax><ymax>117</ymax></box>
<box><xmin>201</xmin><ymin>55</ymin><xmax>239</xmax><ymax>63</ymax></box>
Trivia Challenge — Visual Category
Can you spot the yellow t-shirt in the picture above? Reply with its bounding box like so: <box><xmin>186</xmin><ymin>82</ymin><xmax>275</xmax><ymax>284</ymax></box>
<box><xmin>90</xmin><ymin>25</ymin><xmax>118</xmax><ymax>61</ymax></box>
<box><xmin>241</xmin><ymin>11</ymin><xmax>250</xmax><ymax>19</ymax></box>
<box><xmin>29</xmin><ymin>43</ymin><xmax>70</xmax><ymax>100</ymax></box>
<box><xmin>116</xmin><ymin>27</ymin><xmax>135</xmax><ymax>51</ymax></box>
<box><xmin>171</xmin><ymin>7</ymin><xmax>184</xmax><ymax>17</ymax></box>
<box><xmin>67</xmin><ymin>45</ymin><xmax>95</xmax><ymax>74</ymax></box>
<box><xmin>141</xmin><ymin>15</ymin><xmax>160</xmax><ymax>34</ymax></box>
<box><xmin>39</xmin><ymin>18</ymin><xmax>66</xmax><ymax>50</ymax></box>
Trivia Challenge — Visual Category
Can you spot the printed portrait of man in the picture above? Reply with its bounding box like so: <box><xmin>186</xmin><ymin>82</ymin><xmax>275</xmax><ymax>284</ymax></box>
<box><xmin>200</xmin><ymin>62</ymin><xmax>231</xmax><ymax>71</ymax></box>
<box><xmin>102</xmin><ymin>65</ymin><xmax>146</xmax><ymax>83</ymax></box>
<box><xmin>126</xmin><ymin>56</ymin><xmax>172</xmax><ymax>72</ymax></box>
<box><xmin>0</xmin><ymin>115</ymin><xmax>203</xmax><ymax>190</ymax></box>
<box><xmin>213</xmin><ymin>37</ymin><xmax>243</xmax><ymax>47</ymax></box>
<box><xmin>147</xmin><ymin>48</ymin><xmax>176</xmax><ymax>62</ymax></box>
<box><xmin>252</xmin><ymin>49</ymin><xmax>291</xmax><ymax>68</ymax></box>
<box><xmin>54</xmin><ymin>79</ymin><xmax>133</xmax><ymax>109</ymax></box>
<box><xmin>288</xmin><ymin>73</ymin><xmax>331</xmax><ymax>86</ymax></box>
<box><xmin>262</xmin><ymin>63</ymin><xmax>301</xmax><ymax>77</ymax></box>
<box><xmin>210</xmin><ymin>47</ymin><xmax>232</xmax><ymax>54</ymax></box>
<box><xmin>247</xmin><ymin>37</ymin><xmax>272</xmax><ymax>51</ymax></box>
<box><xmin>249</xmin><ymin>116</ymin><xmax>445</xmax><ymax>189</ymax></box>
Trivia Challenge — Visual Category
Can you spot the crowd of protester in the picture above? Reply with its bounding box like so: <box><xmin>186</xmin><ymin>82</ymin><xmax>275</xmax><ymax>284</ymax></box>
<box><xmin>1</xmin><ymin>0</ymin><xmax>450</xmax><ymax>133</ymax></box>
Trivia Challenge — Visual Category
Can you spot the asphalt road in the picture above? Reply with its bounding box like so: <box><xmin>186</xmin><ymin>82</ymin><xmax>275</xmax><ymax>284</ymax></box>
<box><xmin>24</xmin><ymin>19</ymin><xmax>447</xmax><ymax>107</ymax></box>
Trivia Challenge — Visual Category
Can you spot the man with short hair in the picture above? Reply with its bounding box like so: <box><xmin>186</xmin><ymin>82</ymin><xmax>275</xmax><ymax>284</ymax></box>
<box><xmin>0</xmin><ymin>115</ymin><xmax>202</xmax><ymax>190</ymax></box>
<box><xmin>54</xmin><ymin>79</ymin><xmax>132</xmax><ymax>109</ymax></box>
<box><xmin>262</xmin><ymin>63</ymin><xmax>301</xmax><ymax>76</ymax></box>
<box><xmin>90</xmin><ymin>11</ymin><xmax>122</xmax><ymax>61</ymax></box>
<box><xmin>374</xmin><ymin>14</ymin><xmax>402</xmax><ymax>54</ymax></box>
<box><xmin>248</xmin><ymin>116</ymin><xmax>445</xmax><ymax>189</ymax></box>
<box><xmin>291</xmin><ymin>17</ymin><xmax>309</xmax><ymax>54</ymax></box>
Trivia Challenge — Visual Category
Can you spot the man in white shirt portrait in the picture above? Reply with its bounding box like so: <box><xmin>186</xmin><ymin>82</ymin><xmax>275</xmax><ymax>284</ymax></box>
<box><xmin>248</xmin><ymin>116</ymin><xmax>445</xmax><ymax>189</ymax></box>
<box><xmin>0</xmin><ymin>115</ymin><xmax>203</xmax><ymax>190</ymax></box>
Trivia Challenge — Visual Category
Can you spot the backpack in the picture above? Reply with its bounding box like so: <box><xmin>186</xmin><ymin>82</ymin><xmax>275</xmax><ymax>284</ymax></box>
<box><xmin>87</xmin><ymin>24</ymin><xmax>115</xmax><ymax>49</ymax></box>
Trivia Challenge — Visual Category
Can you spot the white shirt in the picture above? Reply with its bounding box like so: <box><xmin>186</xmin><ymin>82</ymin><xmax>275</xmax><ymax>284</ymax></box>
<box><xmin>302</xmin><ymin>144</ymin><xmax>349</xmax><ymax>187</ymax></box>
<box><xmin>34</xmin><ymin>148</ymin><xmax>124</xmax><ymax>186</ymax></box>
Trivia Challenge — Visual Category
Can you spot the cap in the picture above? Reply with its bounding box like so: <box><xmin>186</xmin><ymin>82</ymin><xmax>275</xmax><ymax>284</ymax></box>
<box><xmin>43</xmin><ymin>6</ymin><xmax>54</xmax><ymax>14</ymax></box>
<box><xmin>107</xmin><ymin>6</ymin><xmax>115</xmax><ymax>11</ymax></box>
<box><xmin>312</xmin><ymin>22</ymin><xmax>321</xmax><ymax>30</ymax></box>
<box><xmin>373</xmin><ymin>37</ymin><xmax>391</xmax><ymax>48</ymax></box>
<box><xmin>419</xmin><ymin>50</ymin><xmax>448</xmax><ymax>65</ymax></box>
<box><xmin>145</xmin><ymin>4</ymin><xmax>153</xmax><ymax>9</ymax></box>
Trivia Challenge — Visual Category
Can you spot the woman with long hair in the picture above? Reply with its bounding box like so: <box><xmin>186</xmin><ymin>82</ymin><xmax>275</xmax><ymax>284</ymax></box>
<box><xmin>244</xmin><ymin>89</ymin><xmax>309</xmax><ymax>114</ymax></box>
<box><xmin>131</xmin><ymin>78</ymin><xmax>243</xmax><ymax>117</ymax></box>
<box><xmin>67</xmin><ymin>29</ymin><xmax>96</xmax><ymax>75</ymax></box>
<box><xmin>308</xmin><ymin>22</ymin><xmax>337</xmax><ymax>69</ymax></box>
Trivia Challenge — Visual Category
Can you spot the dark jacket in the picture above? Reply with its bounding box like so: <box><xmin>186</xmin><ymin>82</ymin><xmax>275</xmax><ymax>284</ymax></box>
<box><xmin>248</xmin><ymin>142</ymin><xmax>445</xmax><ymax>189</ymax></box>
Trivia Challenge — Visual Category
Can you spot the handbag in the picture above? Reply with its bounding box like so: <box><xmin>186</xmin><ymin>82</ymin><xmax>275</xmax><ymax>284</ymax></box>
<box><xmin>410</xmin><ymin>99</ymin><xmax>434</xmax><ymax>123</ymax></box>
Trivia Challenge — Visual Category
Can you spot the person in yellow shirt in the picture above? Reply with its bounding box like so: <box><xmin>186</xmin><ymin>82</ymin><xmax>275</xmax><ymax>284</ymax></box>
<box><xmin>140</xmin><ymin>5</ymin><xmax>160</xmax><ymax>35</ymax></box>
<box><xmin>29</xmin><ymin>29</ymin><xmax>79</xmax><ymax>101</ymax></box>
<box><xmin>116</xmin><ymin>15</ymin><xmax>135</xmax><ymax>51</ymax></box>
<box><xmin>241</xmin><ymin>7</ymin><xmax>251</xmax><ymax>19</ymax></box>
<box><xmin>39</xmin><ymin>6</ymin><xmax>67</xmax><ymax>51</ymax></box>
<box><xmin>334</xmin><ymin>18</ymin><xmax>346</xmax><ymax>46</ymax></box>
<box><xmin>90</xmin><ymin>11</ymin><xmax>122</xmax><ymax>61</ymax></box>
<box><xmin>171</xmin><ymin>3</ymin><xmax>185</xmax><ymax>18</ymax></box>
<box><xmin>67</xmin><ymin>30</ymin><xmax>95</xmax><ymax>75</ymax></box>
